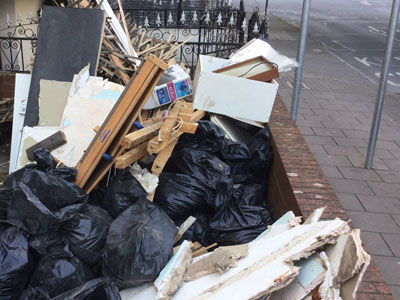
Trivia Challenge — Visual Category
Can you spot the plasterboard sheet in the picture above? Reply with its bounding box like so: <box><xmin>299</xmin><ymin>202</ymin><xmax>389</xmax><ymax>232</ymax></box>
<box><xmin>10</xmin><ymin>74</ymin><xmax>31</xmax><ymax>173</ymax></box>
<box><xmin>38</xmin><ymin>80</ymin><xmax>71</xmax><ymax>126</ymax></box>
<box><xmin>52</xmin><ymin>78</ymin><xmax>124</xmax><ymax>167</ymax></box>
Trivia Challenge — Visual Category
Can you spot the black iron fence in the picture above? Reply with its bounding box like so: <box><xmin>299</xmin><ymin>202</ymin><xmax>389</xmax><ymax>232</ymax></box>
<box><xmin>0</xmin><ymin>24</ymin><xmax>38</xmax><ymax>73</ymax></box>
<box><xmin>0</xmin><ymin>8</ymin><xmax>268</xmax><ymax>74</ymax></box>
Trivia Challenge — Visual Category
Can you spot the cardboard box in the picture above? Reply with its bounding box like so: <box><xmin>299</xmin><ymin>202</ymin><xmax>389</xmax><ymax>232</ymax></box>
<box><xmin>193</xmin><ymin>55</ymin><xmax>279</xmax><ymax>123</ymax></box>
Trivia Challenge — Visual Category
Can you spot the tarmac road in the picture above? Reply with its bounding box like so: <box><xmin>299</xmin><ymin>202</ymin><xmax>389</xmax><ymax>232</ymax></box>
<box><xmin>268</xmin><ymin>0</ymin><xmax>400</xmax><ymax>93</ymax></box>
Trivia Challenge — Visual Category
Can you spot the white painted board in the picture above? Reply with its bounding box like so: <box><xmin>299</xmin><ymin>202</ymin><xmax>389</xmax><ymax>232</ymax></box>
<box><xmin>193</xmin><ymin>55</ymin><xmax>278</xmax><ymax>123</ymax></box>
<box><xmin>10</xmin><ymin>74</ymin><xmax>31</xmax><ymax>174</ymax></box>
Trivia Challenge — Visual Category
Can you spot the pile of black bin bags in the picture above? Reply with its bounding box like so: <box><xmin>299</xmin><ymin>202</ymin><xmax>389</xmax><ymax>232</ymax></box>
<box><xmin>0</xmin><ymin>121</ymin><xmax>274</xmax><ymax>299</ymax></box>
<box><xmin>0</xmin><ymin>149</ymin><xmax>177</xmax><ymax>299</ymax></box>
<box><xmin>154</xmin><ymin>121</ymin><xmax>274</xmax><ymax>246</ymax></box>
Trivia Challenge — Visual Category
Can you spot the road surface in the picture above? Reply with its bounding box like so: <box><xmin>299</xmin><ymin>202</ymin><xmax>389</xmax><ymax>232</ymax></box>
<box><xmin>268</xmin><ymin>0</ymin><xmax>400</xmax><ymax>93</ymax></box>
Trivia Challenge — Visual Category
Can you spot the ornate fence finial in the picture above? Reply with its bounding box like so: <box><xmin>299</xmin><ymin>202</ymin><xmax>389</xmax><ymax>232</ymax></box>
<box><xmin>144</xmin><ymin>16</ymin><xmax>150</xmax><ymax>27</ymax></box>
<box><xmin>252</xmin><ymin>22</ymin><xmax>259</xmax><ymax>33</ymax></box>
<box><xmin>17</xmin><ymin>13</ymin><xmax>22</xmax><ymax>25</ymax></box>
<box><xmin>180</xmin><ymin>11</ymin><xmax>186</xmax><ymax>24</ymax></box>
<box><xmin>204</xmin><ymin>11</ymin><xmax>210</xmax><ymax>25</ymax></box>
<box><xmin>229</xmin><ymin>13</ymin><xmax>234</xmax><ymax>26</ymax></box>
<box><xmin>241</xmin><ymin>18</ymin><xmax>247</xmax><ymax>30</ymax></box>
<box><xmin>29</xmin><ymin>11</ymin><xmax>33</xmax><ymax>23</ymax></box>
<box><xmin>192</xmin><ymin>11</ymin><xmax>198</xmax><ymax>24</ymax></box>
<box><xmin>216</xmin><ymin>12</ymin><xmax>223</xmax><ymax>26</ymax></box>
<box><xmin>167</xmin><ymin>11</ymin><xmax>174</xmax><ymax>25</ymax></box>
<box><xmin>156</xmin><ymin>13</ymin><xmax>162</xmax><ymax>26</ymax></box>
<box><xmin>6</xmin><ymin>14</ymin><xmax>11</xmax><ymax>27</ymax></box>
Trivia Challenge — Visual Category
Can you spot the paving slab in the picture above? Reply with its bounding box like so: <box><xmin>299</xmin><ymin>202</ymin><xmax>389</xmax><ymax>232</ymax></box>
<box><xmin>372</xmin><ymin>256</ymin><xmax>400</xmax><ymax>286</ymax></box>
<box><xmin>347</xmin><ymin>211</ymin><xmax>400</xmax><ymax>234</ymax></box>
<box><xmin>338</xmin><ymin>167</ymin><xmax>382</xmax><ymax>181</ymax></box>
<box><xmin>361</xmin><ymin>231</ymin><xmax>394</xmax><ymax>256</ymax></box>
<box><xmin>357</xmin><ymin>195</ymin><xmax>400</xmax><ymax>215</ymax></box>
<box><xmin>368</xmin><ymin>182</ymin><xmax>400</xmax><ymax>198</ymax></box>
<box><xmin>336</xmin><ymin>192</ymin><xmax>365</xmax><ymax>211</ymax></box>
<box><xmin>328</xmin><ymin>178</ymin><xmax>374</xmax><ymax>195</ymax></box>
<box><xmin>382</xmin><ymin>234</ymin><xmax>400</xmax><ymax>257</ymax></box>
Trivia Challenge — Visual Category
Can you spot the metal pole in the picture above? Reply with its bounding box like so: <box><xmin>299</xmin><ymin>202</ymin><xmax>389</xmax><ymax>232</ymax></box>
<box><xmin>290</xmin><ymin>0</ymin><xmax>312</xmax><ymax>121</ymax></box>
<box><xmin>365</xmin><ymin>0</ymin><xmax>400</xmax><ymax>169</ymax></box>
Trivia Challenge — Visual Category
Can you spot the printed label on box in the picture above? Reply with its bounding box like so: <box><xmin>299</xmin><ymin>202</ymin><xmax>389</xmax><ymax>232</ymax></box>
<box><xmin>167</xmin><ymin>82</ymin><xmax>178</xmax><ymax>102</ymax></box>
<box><xmin>175</xmin><ymin>79</ymin><xmax>191</xmax><ymax>99</ymax></box>
<box><xmin>156</xmin><ymin>86</ymin><xmax>171</xmax><ymax>105</ymax></box>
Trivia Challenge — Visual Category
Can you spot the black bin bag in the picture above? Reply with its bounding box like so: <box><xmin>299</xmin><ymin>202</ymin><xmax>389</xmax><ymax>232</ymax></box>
<box><xmin>30</xmin><ymin>243</ymin><xmax>94</xmax><ymax>297</ymax></box>
<box><xmin>61</xmin><ymin>204</ymin><xmax>113</xmax><ymax>265</ymax></box>
<box><xmin>102</xmin><ymin>198</ymin><xmax>178</xmax><ymax>288</ymax></box>
<box><xmin>175</xmin><ymin>120</ymin><xmax>226</xmax><ymax>153</ymax></box>
<box><xmin>164</xmin><ymin>148</ymin><xmax>231</xmax><ymax>189</ymax></box>
<box><xmin>100</xmin><ymin>169</ymin><xmax>147</xmax><ymax>219</ymax></box>
<box><xmin>2</xmin><ymin>148</ymin><xmax>77</xmax><ymax>190</ymax></box>
<box><xmin>206</xmin><ymin>184</ymin><xmax>273</xmax><ymax>246</ymax></box>
<box><xmin>245</xmin><ymin>126</ymin><xmax>274</xmax><ymax>183</ymax></box>
<box><xmin>153</xmin><ymin>173</ymin><xmax>214</xmax><ymax>222</ymax></box>
<box><xmin>0</xmin><ymin>220</ymin><xmax>32</xmax><ymax>299</ymax></box>
<box><xmin>51</xmin><ymin>277</ymin><xmax>121</xmax><ymax>300</ymax></box>
<box><xmin>8</xmin><ymin>182</ymin><xmax>85</xmax><ymax>235</ymax></box>
<box><xmin>0</xmin><ymin>188</ymin><xmax>11</xmax><ymax>220</ymax></box>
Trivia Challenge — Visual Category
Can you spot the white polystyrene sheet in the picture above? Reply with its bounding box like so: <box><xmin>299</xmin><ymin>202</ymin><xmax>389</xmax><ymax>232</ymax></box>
<box><xmin>10</xmin><ymin>74</ymin><xmax>31</xmax><ymax>173</ymax></box>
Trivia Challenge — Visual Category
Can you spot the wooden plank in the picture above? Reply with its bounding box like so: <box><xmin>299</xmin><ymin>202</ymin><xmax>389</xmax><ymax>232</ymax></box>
<box><xmin>179</xmin><ymin>122</ymin><xmax>198</xmax><ymax>134</ymax></box>
<box><xmin>151</xmin><ymin>138</ymin><xmax>178</xmax><ymax>177</ymax></box>
<box><xmin>180</xmin><ymin>107</ymin><xmax>194</xmax><ymax>114</ymax></box>
<box><xmin>191</xmin><ymin>110</ymin><xmax>206</xmax><ymax>122</ymax></box>
<box><xmin>147</xmin><ymin>132</ymin><xmax>183</xmax><ymax>154</ymax></box>
<box><xmin>122</xmin><ymin>121</ymin><xmax>162</xmax><ymax>149</ymax></box>
<box><xmin>159</xmin><ymin>102</ymin><xmax>183</xmax><ymax>141</ymax></box>
<box><xmin>26</xmin><ymin>131</ymin><xmax>66</xmax><ymax>161</ymax></box>
<box><xmin>192</xmin><ymin>243</ymin><xmax>218</xmax><ymax>258</ymax></box>
<box><xmin>24</xmin><ymin>6</ymin><xmax>105</xmax><ymax>127</ymax></box>
<box><xmin>114</xmin><ymin>142</ymin><xmax>148</xmax><ymax>169</ymax></box>
<box><xmin>82</xmin><ymin>65</ymin><xmax>166</xmax><ymax>193</ymax></box>
<box><xmin>178</xmin><ymin>113</ymin><xmax>192</xmax><ymax>122</ymax></box>
<box><xmin>75</xmin><ymin>56</ymin><xmax>167</xmax><ymax>188</ymax></box>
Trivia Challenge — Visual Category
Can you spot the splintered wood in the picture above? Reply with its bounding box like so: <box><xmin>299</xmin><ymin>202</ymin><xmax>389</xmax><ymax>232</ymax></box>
<box><xmin>99</xmin><ymin>26</ymin><xmax>193</xmax><ymax>85</ymax></box>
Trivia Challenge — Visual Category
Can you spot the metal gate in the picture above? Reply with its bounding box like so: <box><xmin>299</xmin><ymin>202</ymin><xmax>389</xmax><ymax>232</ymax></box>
<box><xmin>0</xmin><ymin>24</ymin><xmax>38</xmax><ymax>73</ymax></box>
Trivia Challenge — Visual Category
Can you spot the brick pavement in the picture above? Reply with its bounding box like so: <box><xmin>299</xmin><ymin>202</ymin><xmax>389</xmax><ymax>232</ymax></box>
<box><xmin>269</xmin><ymin>15</ymin><xmax>400</xmax><ymax>299</ymax></box>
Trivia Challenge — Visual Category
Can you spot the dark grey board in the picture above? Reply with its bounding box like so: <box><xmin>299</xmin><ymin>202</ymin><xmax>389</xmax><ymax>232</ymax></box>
<box><xmin>24</xmin><ymin>6</ymin><xmax>105</xmax><ymax>127</ymax></box>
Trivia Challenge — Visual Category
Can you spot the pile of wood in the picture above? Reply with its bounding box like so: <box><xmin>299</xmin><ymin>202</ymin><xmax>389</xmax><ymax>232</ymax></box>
<box><xmin>74</xmin><ymin>55</ymin><xmax>205</xmax><ymax>194</ymax></box>
<box><xmin>0</xmin><ymin>98</ymin><xmax>14</xmax><ymax>123</ymax></box>
<box><xmin>99</xmin><ymin>26</ymin><xmax>192</xmax><ymax>85</ymax></box>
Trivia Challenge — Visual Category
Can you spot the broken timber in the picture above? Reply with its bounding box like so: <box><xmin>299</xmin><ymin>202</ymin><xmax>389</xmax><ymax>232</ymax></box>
<box><xmin>75</xmin><ymin>55</ymin><xmax>168</xmax><ymax>192</ymax></box>
<box><xmin>26</xmin><ymin>130</ymin><xmax>67</xmax><ymax>161</ymax></box>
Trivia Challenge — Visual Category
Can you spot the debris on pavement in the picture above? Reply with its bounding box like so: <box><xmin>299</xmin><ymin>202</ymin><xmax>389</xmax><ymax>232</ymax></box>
<box><xmin>1</xmin><ymin>3</ymin><xmax>371</xmax><ymax>299</ymax></box>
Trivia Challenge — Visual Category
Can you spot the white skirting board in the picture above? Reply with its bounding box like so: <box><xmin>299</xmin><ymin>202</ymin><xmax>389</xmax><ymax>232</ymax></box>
<box><xmin>10</xmin><ymin>74</ymin><xmax>31</xmax><ymax>174</ymax></box>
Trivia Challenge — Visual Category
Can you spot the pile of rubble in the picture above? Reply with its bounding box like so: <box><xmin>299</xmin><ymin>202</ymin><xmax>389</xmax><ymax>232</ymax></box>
<box><xmin>0</xmin><ymin>1</ymin><xmax>370</xmax><ymax>300</ymax></box>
